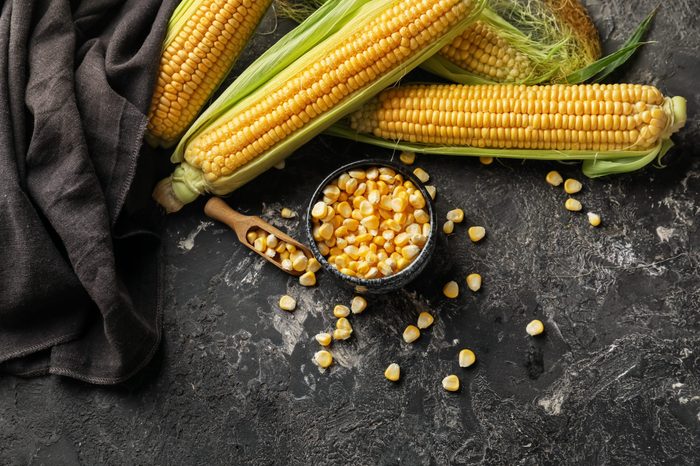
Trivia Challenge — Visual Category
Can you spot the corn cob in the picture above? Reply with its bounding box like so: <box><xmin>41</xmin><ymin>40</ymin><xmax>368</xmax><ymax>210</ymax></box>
<box><xmin>336</xmin><ymin>83</ymin><xmax>687</xmax><ymax>177</ymax></box>
<box><xmin>154</xmin><ymin>0</ymin><xmax>485</xmax><ymax>212</ymax></box>
<box><xmin>146</xmin><ymin>0</ymin><xmax>273</xmax><ymax>148</ymax></box>
<box><xmin>437</xmin><ymin>20</ymin><xmax>534</xmax><ymax>82</ymax></box>
<box><xmin>279</xmin><ymin>0</ymin><xmax>652</xmax><ymax>85</ymax></box>
<box><xmin>439</xmin><ymin>0</ymin><xmax>601</xmax><ymax>79</ymax></box>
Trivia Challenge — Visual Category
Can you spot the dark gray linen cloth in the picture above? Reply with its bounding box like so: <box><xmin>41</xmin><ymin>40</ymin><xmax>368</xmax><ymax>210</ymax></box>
<box><xmin>0</xmin><ymin>0</ymin><xmax>178</xmax><ymax>384</ymax></box>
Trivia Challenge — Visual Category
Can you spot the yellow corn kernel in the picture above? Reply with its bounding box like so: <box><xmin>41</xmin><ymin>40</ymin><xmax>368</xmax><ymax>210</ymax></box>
<box><xmin>336</xmin><ymin>317</ymin><xmax>352</xmax><ymax>331</ymax></box>
<box><xmin>399</xmin><ymin>151</ymin><xmax>416</xmax><ymax>165</ymax></box>
<box><xmin>306</xmin><ymin>258</ymin><xmax>321</xmax><ymax>273</ymax></box>
<box><xmin>479</xmin><ymin>156</ymin><xmax>493</xmax><ymax>165</ymax></box>
<box><xmin>318</xmin><ymin>243</ymin><xmax>330</xmax><ymax>256</ymax></box>
<box><xmin>314</xmin><ymin>350</ymin><xmax>333</xmax><ymax>368</ymax></box>
<box><xmin>413</xmin><ymin>168</ymin><xmax>430</xmax><ymax>183</ymax></box>
<box><xmin>425</xmin><ymin>185</ymin><xmax>437</xmax><ymax>200</ymax></box>
<box><xmin>278</xmin><ymin>295</ymin><xmax>296</xmax><ymax>312</ymax></box>
<box><xmin>443</xmin><ymin>281</ymin><xmax>459</xmax><ymax>298</ymax></box>
<box><xmin>443</xmin><ymin>220</ymin><xmax>454</xmax><ymax>235</ymax></box>
<box><xmin>402</xmin><ymin>325</ymin><xmax>420</xmax><ymax>343</ymax></box>
<box><xmin>384</xmin><ymin>363</ymin><xmax>400</xmax><ymax>382</ymax></box>
<box><xmin>526</xmin><ymin>319</ymin><xmax>545</xmax><ymax>336</ymax></box>
<box><xmin>315</xmin><ymin>332</ymin><xmax>332</xmax><ymax>347</ymax></box>
<box><xmin>468</xmin><ymin>226</ymin><xmax>486</xmax><ymax>242</ymax></box>
<box><xmin>279</xmin><ymin>207</ymin><xmax>295</xmax><ymax>219</ymax></box>
<box><xmin>466</xmin><ymin>273</ymin><xmax>482</xmax><ymax>292</ymax></box>
<box><xmin>417</xmin><ymin>311</ymin><xmax>434</xmax><ymax>329</ymax></box>
<box><xmin>253</xmin><ymin>236</ymin><xmax>266</xmax><ymax>252</ymax></box>
<box><xmin>564</xmin><ymin>178</ymin><xmax>583</xmax><ymax>194</ymax></box>
<box><xmin>546</xmin><ymin>171</ymin><xmax>564</xmax><ymax>187</ymax></box>
<box><xmin>292</xmin><ymin>255</ymin><xmax>308</xmax><ymax>272</ymax></box>
<box><xmin>266</xmin><ymin>234</ymin><xmax>279</xmax><ymax>249</ymax></box>
<box><xmin>587</xmin><ymin>212</ymin><xmax>602</xmax><ymax>227</ymax></box>
<box><xmin>458</xmin><ymin>349</ymin><xmax>476</xmax><ymax>367</ymax></box>
<box><xmin>333</xmin><ymin>305</ymin><xmax>350</xmax><ymax>318</ymax></box>
<box><xmin>311</xmin><ymin>201</ymin><xmax>327</xmax><ymax>219</ymax></box>
<box><xmin>446</xmin><ymin>209</ymin><xmax>464</xmax><ymax>223</ymax></box>
<box><xmin>565</xmin><ymin>198</ymin><xmax>583</xmax><ymax>212</ymax></box>
<box><xmin>351</xmin><ymin>296</ymin><xmax>367</xmax><ymax>314</ymax></box>
<box><xmin>333</xmin><ymin>328</ymin><xmax>352</xmax><ymax>341</ymax></box>
<box><xmin>299</xmin><ymin>271</ymin><xmax>316</xmax><ymax>287</ymax></box>
<box><xmin>275</xmin><ymin>242</ymin><xmax>287</xmax><ymax>254</ymax></box>
<box><xmin>246</xmin><ymin>231</ymin><xmax>257</xmax><ymax>244</ymax></box>
<box><xmin>265</xmin><ymin>247</ymin><xmax>277</xmax><ymax>258</ymax></box>
<box><xmin>401</xmin><ymin>245</ymin><xmax>421</xmax><ymax>261</ymax></box>
<box><xmin>281</xmin><ymin>258</ymin><xmax>293</xmax><ymax>271</ymax></box>
<box><xmin>442</xmin><ymin>374</ymin><xmax>460</xmax><ymax>392</ymax></box>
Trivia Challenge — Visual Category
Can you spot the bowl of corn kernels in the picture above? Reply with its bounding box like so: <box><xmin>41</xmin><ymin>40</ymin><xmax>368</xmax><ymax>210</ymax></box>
<box><xmin>306</xmin><ymin>159</ymin><xmax>438</xmax><ymax>293</ymax></box>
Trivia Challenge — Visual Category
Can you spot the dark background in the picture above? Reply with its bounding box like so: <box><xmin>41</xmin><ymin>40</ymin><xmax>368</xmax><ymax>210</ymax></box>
<box><xmin>1</xmin><ymin>0</ymin><xmax>698</xmax><ymax>464</ymax></box>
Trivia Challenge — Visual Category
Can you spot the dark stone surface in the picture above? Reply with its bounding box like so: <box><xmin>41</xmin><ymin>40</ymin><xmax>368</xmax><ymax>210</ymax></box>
<box><xmin>1</xmin><ymin>1</ymin><xmax>699</xmax><ymax>464</ymax></box>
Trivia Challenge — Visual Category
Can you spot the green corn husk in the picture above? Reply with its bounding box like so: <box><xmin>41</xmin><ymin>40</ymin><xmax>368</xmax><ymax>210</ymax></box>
<box><xmin>325</xmin><ymin>92</ymin><xmax>686</xmax><ymax>178</ymax></box>
<box><xmin>154</xmin><ymin>0</ymin><xmax>486</xmax><ymax>212</ymax></box>
<box><xmin>277</xmin><ymin>0</ymin><xmax>655</xmax><ymax>85</ymax></box>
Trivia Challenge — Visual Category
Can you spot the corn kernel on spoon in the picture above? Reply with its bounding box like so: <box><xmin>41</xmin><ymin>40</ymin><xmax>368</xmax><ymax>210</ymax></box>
<box><xmin>204</xmin><ymin>197</ymin><xmax>313</xmax><ymax>276</ymax></box>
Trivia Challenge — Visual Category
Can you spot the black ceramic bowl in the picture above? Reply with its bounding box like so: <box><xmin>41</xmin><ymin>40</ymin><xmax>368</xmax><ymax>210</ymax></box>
<box><xmin>306</xmin><ymin>159</ymin><xmax>438</xmax><ymax>294</ymax></box>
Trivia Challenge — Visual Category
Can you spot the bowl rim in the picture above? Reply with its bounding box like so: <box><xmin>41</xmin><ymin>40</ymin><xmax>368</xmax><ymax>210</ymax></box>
<box><xmin>305</xmin><ymin>158</ymin><xmax>438</xmax><ymax>288</ymax></box>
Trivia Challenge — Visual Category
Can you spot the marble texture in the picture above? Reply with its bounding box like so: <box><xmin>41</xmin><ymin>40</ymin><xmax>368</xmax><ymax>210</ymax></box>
<box><xmin>1</xmin><ymin>0</ymin><xmax>698</xmax><ymax>464</ymax></box>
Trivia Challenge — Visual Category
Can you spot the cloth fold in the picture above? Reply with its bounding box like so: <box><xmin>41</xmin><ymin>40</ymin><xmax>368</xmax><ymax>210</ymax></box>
<box><xmin>0</xmin><ymin>0</ymin><xmax>178</xmax><ymax>384</ymax></box>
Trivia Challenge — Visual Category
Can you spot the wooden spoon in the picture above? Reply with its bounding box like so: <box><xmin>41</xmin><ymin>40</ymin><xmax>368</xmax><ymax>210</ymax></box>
<box><xmin>204</xmin><ymin>197</ymin><xmax>313</xmax><ymax>276</ymax></box>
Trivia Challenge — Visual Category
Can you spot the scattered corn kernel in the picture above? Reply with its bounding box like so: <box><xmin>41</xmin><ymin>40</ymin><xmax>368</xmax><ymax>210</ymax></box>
<box><xmin>442</xmin><ymin>374</ymin><xmax>460</xmax><ymax>392</ymax></box>
<box><xmin>351</xmin><ymin>296</ymin><xmax>367</xmax><ymax>314</ymax></box>
<box><xmin>333</xmin><ymin>305</ymin><xmax>350</xmax><ymax>318</ymax></box>
<box><xmin>384</xmin><ymin>363</ymin><xmax>401</xmax><ymax>382</ymax></box>
<box><xmin>280</xmin><ymin>207</ymin><xmax>296</xmax><ymax>218</ymax></box>
<box><xmin>314</xmin><ymin>350</ymin><xmax>333</xmax><ymax>368</ymax></box>
<box><xmin>587</xmin><ymin>212</ymin><xmax>602</xmax><ymax>227</ymax></box>
<box><xmin>299</xmin><ymin>271</ymin><xmax>316</xmax><ymax>287</ymax></box>
<box><xmin>526</xmin><ymin>319</ymin><xmax>545</xmax><ymax>336</ymax></box>
<box><xmin>443</xmin><ymin>281</ymin><xmax>459</xmax><ymax>299</ymax></box>
<box><xmin>564</xmin><ymin>178</ymin><xmax>583</xmax><ymax>194</ymax></box>
<box><xmin>546</xmin><ymin>170</ymin><xmax>563</xmax><ymax>186</ymax></box>
<box><xmin>403</xmin><ymin>325</ymin><xmax>420</xmax><ymax>343</ymax></box>
<box><xmin>446</xmin><ymin>209</ymin><xmax>464</xmax><ymax>223</ymax></box>
<box><xmin>336</xmin><ymin>317</ymin><xmax>352</xmax><ymax>331</ymax></box>
<box><xmin>315</xmin><ymin>333</ymin><xmax>332</xmax><ymax>347</ymax></box>
<box><xmin>417</xmin><ymin>311</ymin><xmax>434</xmax><ymax>329</ymax></box>
<box><xmin>565</xmin><ymin>198</ymin><xmax>583</xmax><ymax>212</ymax></box>
<box><xmin>399</xmin><ymin>151</ymin><xmax>416</xmax><ymax>165</ymax></box>
<box><xmin>479</xmin><ymin>156</ymin><xmax>493</xmax><ymax>165</ymax></box>
<box><xmin>306</xmin><ymin>258</ymin><xmax>321</xmax><ymax>273</ymax></box>
<box><xmin>443</xmin><ymin>220</ymin><xmax>454</xmax><ymax>235</ymax></box>
<box><xmin>413</xmin><ymin>167</ymin><xmax>430</xmax><ymax>183</ymax></box>
<box><xmin>466</xmin><ymin>273</ymin><xmax>482</xmax><ymax>292</ymax></box>
<box><xmin>458</xmin><ymin>349</ymin><xmax>476</xmax><ymax>368</ymax></box>
<box><xmin>425</xmin><ymin>185</ymin><xmax>436</xmax><ymax>200</ymax></box>
<box><xmin>468</xmin><ymin>226</ymin><xmax>486</xmax><ymax>242</ymax></box>
<box><xmin>278</xmin><ymin>295</ymin><xmax>296</xmax><ymax>312</ymax></box>
<box><xmin>333</xmin><ymin>328</ymin><xmax>352</xmax><ymax>341</ymax></box>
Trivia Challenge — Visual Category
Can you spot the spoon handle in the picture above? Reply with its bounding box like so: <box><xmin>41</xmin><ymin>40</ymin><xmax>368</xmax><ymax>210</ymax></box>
<box><xmin>204</xmin><ymin>197</ymin><xmax>252</xmax><ymax>241</ymax></box>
